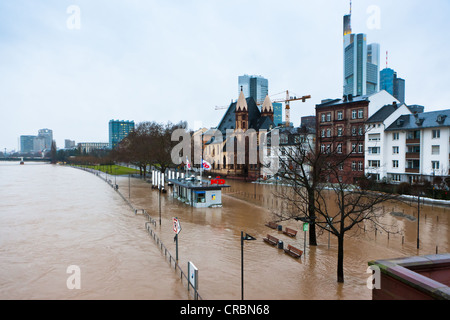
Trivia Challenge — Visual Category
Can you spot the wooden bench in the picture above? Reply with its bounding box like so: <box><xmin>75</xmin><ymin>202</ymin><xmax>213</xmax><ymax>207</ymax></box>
<box><xmin>283</xmin><ymin>227</ymin><xmax>298</xmax><ymax>237</ymax></box>
<box><xmin>284</xmin><ymin>245</ymin><xmax>303</xmax><ymax>259</ymax></box>
<box><xmin>265</xmin><ymin>222</ymin><xmax>278</xmax><ymax>229</ymax></box>
<box><xmin>263</xmin><ymin>234</ymin><xmax>279</xmax><ymax>246</ymax></box>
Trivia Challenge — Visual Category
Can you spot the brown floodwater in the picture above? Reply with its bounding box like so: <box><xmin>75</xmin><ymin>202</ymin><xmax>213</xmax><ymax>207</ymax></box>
<box><xmin>1</xmin><ymin>162</ymin><xmax>449</xmax><ymax>300</ymax></box>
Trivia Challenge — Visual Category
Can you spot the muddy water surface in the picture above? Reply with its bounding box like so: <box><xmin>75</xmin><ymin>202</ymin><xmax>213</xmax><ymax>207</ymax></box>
<box><xmin>1</xmin><ymin>163</ymin><xmax>449</xmax><ymax>300</ymax></box>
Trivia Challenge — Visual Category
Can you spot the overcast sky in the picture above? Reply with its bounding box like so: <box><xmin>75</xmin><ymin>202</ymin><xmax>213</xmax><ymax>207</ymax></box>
<box><xmin>1</xmin><ymin>0</ymin><xmax>449</xmax><ymax>151</ymax></box>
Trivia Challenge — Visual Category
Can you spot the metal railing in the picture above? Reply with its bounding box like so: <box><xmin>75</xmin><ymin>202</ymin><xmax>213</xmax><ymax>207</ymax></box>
<box><xmin>69</xmin><ymin>165</ymin><xmax>202</xmax><ymax>300</ymax></box>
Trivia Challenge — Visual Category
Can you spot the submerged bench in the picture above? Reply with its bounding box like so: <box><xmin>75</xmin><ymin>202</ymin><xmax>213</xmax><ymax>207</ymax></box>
<box><xmin>284</xmin><ymin>245</ymin><xmax>303</xmax><ymax>259</ymax></box>
<box><xmin>265</xmin><ymin>221</ymin><xmax>279</xmax><ymax>229</ymax></box>
<box><xmin>283</xmin><ymin>227</ymin><xmax>298</xmax><ymax>237</ymax></box>
<box><xmin>263</xmin><ymin>234</ymin><xmax>279</xmax><ymax>246</ymax></box>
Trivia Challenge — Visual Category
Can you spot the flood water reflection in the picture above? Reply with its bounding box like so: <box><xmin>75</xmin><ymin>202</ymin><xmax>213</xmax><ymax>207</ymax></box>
<box><xmin>1</xmin><ymin>162</ymin><xmax>449</xmax><ymax>300</ymax></box>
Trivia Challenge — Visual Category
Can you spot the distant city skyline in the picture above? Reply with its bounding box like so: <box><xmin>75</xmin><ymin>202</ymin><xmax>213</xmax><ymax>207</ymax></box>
<box><xmin>1</xmin><ymin>1</ymin><xmax>450</xmax><ymax>151</ymax></box>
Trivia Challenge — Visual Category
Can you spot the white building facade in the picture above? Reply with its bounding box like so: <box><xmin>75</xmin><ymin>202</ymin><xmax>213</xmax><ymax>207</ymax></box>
<box><xmin>366</xmin><ymin>108</ymin><xmax>450</xmax><ymax>185</ymax></box>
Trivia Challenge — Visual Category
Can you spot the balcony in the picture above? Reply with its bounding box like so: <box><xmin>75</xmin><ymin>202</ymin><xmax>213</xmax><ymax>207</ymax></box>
<box><xmin>406</xmin><ymin>168</ymin><xmax>420</xmax><ymax>173</ymax></box>
<box><xmin>406</xmin><ymin>139</ymin><xmax>420</xmax><ymax>144</ymax></box>
<box><xmin>406</xmin><ymin>152</ymin><xmax>420</xmax><ymax>159</ymax></box>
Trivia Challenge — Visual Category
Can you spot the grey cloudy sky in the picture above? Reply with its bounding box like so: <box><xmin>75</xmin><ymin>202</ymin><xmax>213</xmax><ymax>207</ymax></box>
<box><xmin>1</xmin><ymin>0</ymin><xmax>449</xmax><ymax>151</ymax></box>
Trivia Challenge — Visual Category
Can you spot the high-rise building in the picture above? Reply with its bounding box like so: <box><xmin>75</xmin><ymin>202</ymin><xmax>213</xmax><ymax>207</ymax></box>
<box><xmin>20</xmin><ymin>136</ymin><xmax>35</xmax><ymax>153</ymax></box>
<box><xmin>20</xmin><ymin>128</ymin><xmax>53</xmax><ymax>153</ymax></box>
<box><xmin>343</xmin><ymin>11</ymin><xmax>380</xmax><ymax>97</ymax></box>
<box><xmin>109</xmin><ymin>120</ymin><xmax>135</xmax><ymax>149</ymax></box>
<box><xmin>273</xmin><ymin>102</ymin><xmax>283</xmax><ymax>126</ymax></box>
<box><xmin>380</xmin><ymin>68</ymin><xmax>405</xmax><ymax>104</ymax></box>
<box><xmin>238</xmin><ymin>75</ymin><xmax>269</xmax><ymax>106</ymax></box>
<box><xmin>37</xmin><ymin>128</ymin><xmax>53</xmax><ymax>150</ymax></box>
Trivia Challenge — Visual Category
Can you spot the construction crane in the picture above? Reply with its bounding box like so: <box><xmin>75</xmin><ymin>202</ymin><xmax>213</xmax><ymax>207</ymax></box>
<box><xmin>270</xmin><ymin>90</ymin><xmax>311</xmax><ymax>126</ymax></box>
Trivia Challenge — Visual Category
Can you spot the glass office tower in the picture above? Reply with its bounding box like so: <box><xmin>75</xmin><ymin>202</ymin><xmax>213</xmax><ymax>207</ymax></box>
<box><xmin>238</xmin><ymin>75</ymin><xmax>269</xmax><ymax>105</ymax></box>
<box><xmin>380</xmin><ymin>68</ymin><xmax>405</xmax><ymax>103</ymax></box>
<box><xmin>109</xmin><ymin>120</ymin><xmax>135</xmax><ymax>149</ymax></box>
<box><xmin>343</xmin><ymin>13</ymin><xmax>379</xmax><ymax>97</ymax></box>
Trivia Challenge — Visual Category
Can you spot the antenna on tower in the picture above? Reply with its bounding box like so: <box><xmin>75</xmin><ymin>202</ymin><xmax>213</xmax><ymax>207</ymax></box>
<box><xmin>386</xmin><ymin>51</ymin><xmax>388</xmax><ymax>69</ymax></box>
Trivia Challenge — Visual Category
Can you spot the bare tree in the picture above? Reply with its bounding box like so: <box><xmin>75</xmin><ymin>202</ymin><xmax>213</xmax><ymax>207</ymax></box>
<box><xmin>271</xmin><ymin>127</ymin><xmax>400</xmax><ymax>283</ymax></box>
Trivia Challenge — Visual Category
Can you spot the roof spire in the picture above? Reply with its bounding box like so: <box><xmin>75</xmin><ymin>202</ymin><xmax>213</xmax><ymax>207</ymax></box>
<box><xmin>236</xmin><ymin>88</ymin><xmax>248</xmax><ymax>112</ymax></box>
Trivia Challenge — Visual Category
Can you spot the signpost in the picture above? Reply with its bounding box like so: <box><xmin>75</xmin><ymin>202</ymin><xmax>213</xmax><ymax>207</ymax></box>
<box><xmin>173</xmin><ymin>217</ymin><xmax>181</xmax><ymax>261</ymax></box>
<box><xmin>303</xmin><ymin>223</ymin><xmax>309</xmax><ymax>256</ymax></box>
<box><xmin>241</xmin><ymin>231</ymin><xmax>256</xmax><ymax>300</ymax></box>
<box><xmin>188</xmin><ymin>261</ymin><xmax>199</xmax><ymax>300</ymax></box>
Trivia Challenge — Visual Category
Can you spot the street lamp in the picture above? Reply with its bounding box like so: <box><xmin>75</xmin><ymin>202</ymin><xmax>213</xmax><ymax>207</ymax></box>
<box><xmin>241</xmin><ymin>231</ymin><xmax>256</xmax><ymax>300</ymax></box>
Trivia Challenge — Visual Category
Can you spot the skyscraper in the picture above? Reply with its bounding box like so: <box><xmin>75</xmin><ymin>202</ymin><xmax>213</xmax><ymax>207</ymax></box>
<box><xmin>109</xmin><ymin>120</ymin><xmax>135</xmax><ymax>149</ymax></box>
<box><xmin>380</xmin><ymin>68</ymin><xmax>405</xmax><ymax>103</ymax></box>
<box><xmin>273</xmin><ymin>102</ymin><xmax>283</xmax><ymax>126</ymax></box>
<box><xmin>238</xmin><ymin>75</ymin><xmax>269</xmax><ymax>106</ymax></box>
<box><xmin>343</xmin><ymin>11</ymin><xmax>380</xmax><ymax>97</ymax></box>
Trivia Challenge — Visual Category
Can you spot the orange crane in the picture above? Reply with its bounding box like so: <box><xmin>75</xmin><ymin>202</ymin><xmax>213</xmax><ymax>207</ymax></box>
<box><xmin>264</xmin><ymin>90</ymin><xmax>311</xmax><ymax>126</ymax></box>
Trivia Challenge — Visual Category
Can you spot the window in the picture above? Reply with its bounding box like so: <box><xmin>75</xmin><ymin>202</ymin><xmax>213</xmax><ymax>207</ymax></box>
<box><xmin>326</xmin><ymin>113</ymin><xmax>331</xmax><ymax>122</ymax></box>
<box><xmin>369</xmin><ymin>147</ymin><xmax>380</xmax><ymax>154</ymax></box>
<box><xmin>352</xmin><ymin>162</ymin><xmax>357</xmax><ymax>171</ymax></box>
<box><xmin>368</xmin><ymin>134</ymin><xmax>380</xmax><ymax>141</ymax></box>
<box><xmin>432</xmin><ymin>161</ymin><xmax>440</xmax><ymax>170</ymax></box>
<box><xmin>392</xmin><ymin>174</ymin><xmax>401</xmax><ymax>182</ymax></box>
<box><xmin>358</xmin><ymin>161</ymin><xmax>364</xmax><ymax>171</ymax></box>
<box><xmin>338</xmin><ymin>163</ymin><xmax>344</xmax><ymax>171</ymax></box>
<box><xmin>326</xmin><ymin>128</ymin><xmax>331</xmax><ymax>137</ymax></box>
<box><xmin>369</xmin><ymin>160</ymin><xmax>380</xmax><ymax>168</ymax></box>
<box><xmin>432</xmin><ymin>129</ymin><xmax>441</xmax><ymax>139</ymax></box>
<box><xmin>393</xmin><ymin>132</ymin><xmax>399</xmax><ymax>140</ymax></box>
<box><xmin>358</xmin><ymin>127</ymin><xmax>364</xmax><ymax>136</ymax></box>
<box><xmin>432</xmin><ymin>145</ymin><xmax>440</xmax><ymax>155</ymax></box>
<box><xmin>337</xmin><ymin>111</ymin><xmax>343</xmax><ymax>120</ymax></box>
<box><xmin>337</xmin><ymin>127</ymin><xmax>343</xmax><ymax>137</ymax></box>
<box><xmin>337</xmin><ymin>143</ymin><xmax>343</xmax><ymax>154</ymax></box>
<box><xmin>358</xmin><ymin>109</ymin><xmax>364</xmax><ymax>119</ymax></box>
<box><xmin>407</xmin><ymin>130</ymin><xmax>420</xmax><ymax>140</ymax></box>
<box><xmin>352</xmin><ymin>110</ymin><xmax>357</xmax><ymax>119</ymax></box>
<box><xmin>321</xmin><ymin>129</ymin><xmax>325</xmax><ymax>138</ymax></box>
<box><xmin>393</xmin><ymin>146</ymin><xmax>399</xmax><ymax>154</ymax></box>
<box><xmin>321</xmin><ymin>144</ymin><xmax>326</xmax><ymax>153</ymax></box>
<box><xmin>352</xmin><ymin>127</ymin><xmax>357</xmax><ymax>136</ymax></box>
<box><xmin>406</xmin><ymin>160</ymin><xmax>420</xmax><ymax>169</ymax></box>
<box><xmin>407</xmin><ymin>145</ymin><xmax>420</xmax><ymax>153</ymax></box>
<box><xmin>358</xmin><ymin>143</ymin><xmax>364</xmax><ymax>153</ymax></box>
<box><xmin>352</xmin><ymin>143</ymin><xmax>356</xmax><ymax>152</ymax></box>
<box><xmin>321</xmin><ymin>114</ymin><xmax>326</xmax><ymax>123</ymax></box>
<box><xmin>392</xmin><ymin>160</ymin><xmax>399</xmax><ymax>168</ymax></box>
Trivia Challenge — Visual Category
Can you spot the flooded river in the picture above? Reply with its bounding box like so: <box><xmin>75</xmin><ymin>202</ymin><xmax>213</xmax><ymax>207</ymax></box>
<box><xmin>1</xmin><ymin>162</ymin><xmax>449</xmax><ymax>300</ymax></box>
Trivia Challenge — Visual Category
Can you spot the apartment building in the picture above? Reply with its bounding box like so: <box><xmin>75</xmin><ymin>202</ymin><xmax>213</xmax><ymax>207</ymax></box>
<box><xmin>366</xmin><ymin>105</ymin><xmax>450</xmax><ymax>184</ymax></box>
<box><xmin>384</xmin><ymin>110</ymin><xmax>450</xmax><ymax>184</ymax></box>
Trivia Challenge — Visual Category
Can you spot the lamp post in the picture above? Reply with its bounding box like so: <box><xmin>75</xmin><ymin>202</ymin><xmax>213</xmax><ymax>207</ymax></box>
<box><xmin>241</xmin><ymin>231</ymin><xmax>256</xmax><ymax>300</ymax></box>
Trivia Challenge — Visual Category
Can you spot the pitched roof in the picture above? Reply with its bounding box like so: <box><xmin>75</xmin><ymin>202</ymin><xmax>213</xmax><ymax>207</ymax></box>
<box><xmin>236</xmin><ymin>89</ymin><xmax>248</xmax><ymax>112</ymax></box>
<box><xmin>385</xmin><ymin>109</ymin><xmax>450</xmax><ymax>131</ymax></box>
<box><xmin>366</xmin><ymin>103</ymin><xmax>406</xmax><ymax>123</ymax></box>
<box><xmin>261</xmin><ymin>95</ymin><xmax>273</xmax><ymax>113</ymax></box>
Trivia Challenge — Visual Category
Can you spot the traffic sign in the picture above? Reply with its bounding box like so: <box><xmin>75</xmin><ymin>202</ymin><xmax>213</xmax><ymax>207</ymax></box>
<box><xmin>303</xmin><ymin>223</ymin><xmax>309</xmax><ymax>232</ymax></box>
<box><xmin>173</xmin><ymin>217</ymin><xmax>181</xmax><ymax>234</ymax></box>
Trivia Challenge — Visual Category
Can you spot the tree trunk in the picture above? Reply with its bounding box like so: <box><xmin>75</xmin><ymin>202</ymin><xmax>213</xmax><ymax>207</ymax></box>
<box><xmin>337</xmin><ymin>235</ymin><xmax>344</xmax><ymax>283</ymax></box>
<box><xmin>308</xmin><ymin>188</ymin><xmax>317</xmax><ymax>246</ymax></box>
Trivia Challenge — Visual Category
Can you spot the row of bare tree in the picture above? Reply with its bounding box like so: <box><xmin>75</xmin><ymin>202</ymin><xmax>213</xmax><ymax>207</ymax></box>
<box><xmin>110</xmin><ymin>121</ymin><xmax>188</xmax><ymax>177</ymax></box>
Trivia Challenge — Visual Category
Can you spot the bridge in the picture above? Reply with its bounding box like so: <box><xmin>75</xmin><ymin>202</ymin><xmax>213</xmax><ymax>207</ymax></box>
<box><xmin>1</xmin><ymin>157</ymin><xmax>51</xmax><ymax>162</ymax></box>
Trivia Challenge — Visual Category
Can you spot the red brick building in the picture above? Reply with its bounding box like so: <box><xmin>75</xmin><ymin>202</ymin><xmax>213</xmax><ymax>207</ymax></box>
<box><xmin>315</xmin><ymin>95</ymin><xmax>369</xmax><ymax>184</ymax></box>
